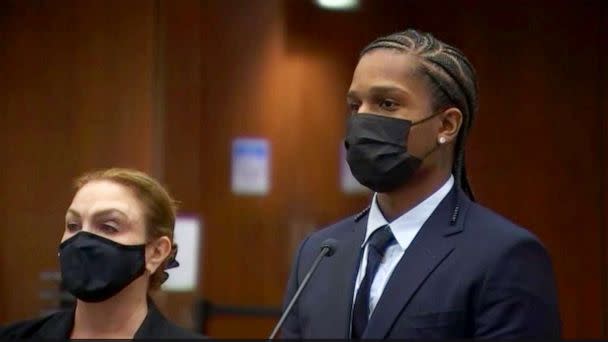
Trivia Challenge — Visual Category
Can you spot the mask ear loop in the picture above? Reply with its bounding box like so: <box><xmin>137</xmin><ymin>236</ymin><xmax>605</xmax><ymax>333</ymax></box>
<box><xmin>409</xmin><ymin>110</ymin><xmax>446</xmax><ymax>159</ymax></box>
<box><xmin>410</xmin><ymin>114</ymin><xmax>446</xmax><ymax>161</ymax></box>
<box><xmin>410</xmin><ymin>111</ymin><xmax>443</xmax><ymax>126</ymax></box>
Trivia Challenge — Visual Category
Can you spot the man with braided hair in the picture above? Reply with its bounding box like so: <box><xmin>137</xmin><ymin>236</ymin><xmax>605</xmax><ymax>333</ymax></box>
<box><xmin>280</xmin><ymin>29</ymin><xmax>561</xmax><ymax>339</ymax></box>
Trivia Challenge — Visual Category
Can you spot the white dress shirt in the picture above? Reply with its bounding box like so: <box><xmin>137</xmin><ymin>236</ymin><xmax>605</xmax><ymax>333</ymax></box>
<box><xmin>352</xmin><ymin>175</ymin><xmax>454</xmax><ymax>318</ymax></box>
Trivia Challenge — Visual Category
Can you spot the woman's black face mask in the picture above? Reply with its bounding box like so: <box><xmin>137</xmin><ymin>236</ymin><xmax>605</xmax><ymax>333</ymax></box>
<box><xmin>58</xmin><ymin>231</ymin><xmax>146</xmax><ymax>303</ymax></box>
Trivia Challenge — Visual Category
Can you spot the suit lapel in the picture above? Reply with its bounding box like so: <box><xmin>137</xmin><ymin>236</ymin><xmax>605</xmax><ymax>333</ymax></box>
<box><xmin>321</xmin><ymin>214</ymin><xmax>367</xmax><ymax>338</ymax></box>
<box><xmin>36</xmin><ymin>308</ymin><xmax>74</xmax><ymax>338</ymax></box>
<box><xmin>362</xmin><ymin>189</ymin><xmax>468</xmax><ymax>339</ymax></box>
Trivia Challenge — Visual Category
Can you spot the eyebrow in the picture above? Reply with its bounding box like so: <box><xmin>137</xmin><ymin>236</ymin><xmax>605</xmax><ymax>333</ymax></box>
<box><xmin>65</xmin><ymin>208</ymin><xmax>128</xmax><ymax>220</ymax></box>
<box><xmin>347</xmin><ymin>84</ymin><xmax>412</xmax><ymax>99</ymax></box>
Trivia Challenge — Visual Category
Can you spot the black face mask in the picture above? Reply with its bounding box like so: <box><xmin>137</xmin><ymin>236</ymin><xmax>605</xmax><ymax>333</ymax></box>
<box><xmin>58</xmin><ymin>231</ymin><xmax>146</xmax><ymax>303</ymax></box>
<box><xmin>345</xmin><ymin>113</ymin><xmax>439</xmax><ymax>193</ymax></box>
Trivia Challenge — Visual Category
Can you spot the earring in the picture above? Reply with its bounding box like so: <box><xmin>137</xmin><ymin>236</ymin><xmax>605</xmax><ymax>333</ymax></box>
<box><xmin>438</xmin><ymin>136</ymin><xmax>447</xmax><ymax>144</ymax></box>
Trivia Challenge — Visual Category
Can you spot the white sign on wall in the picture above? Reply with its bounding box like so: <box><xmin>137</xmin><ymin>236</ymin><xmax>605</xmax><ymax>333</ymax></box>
<box><xmin>231</xmin><ymin>138</ymin><xmax>270</xmax><ymax>195</ymax></box>
<box><xmin>162</xmin><ymin>215</ymin><xmax>202</xmax><ymax>292</ymax></box>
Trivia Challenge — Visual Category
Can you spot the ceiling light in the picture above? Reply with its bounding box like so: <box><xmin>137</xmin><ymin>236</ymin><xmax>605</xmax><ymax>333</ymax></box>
<box><xmin>315</xmin><ymin>0</ymin><xmax>359</xmax><ymax>11</ymax></box>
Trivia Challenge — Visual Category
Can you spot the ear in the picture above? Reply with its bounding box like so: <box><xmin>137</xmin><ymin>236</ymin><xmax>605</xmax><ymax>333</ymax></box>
<box><xmin>437</xmin><ymin>107</ymin><xmax>462</xmax><ymax>145</ymax></box>
<box><xmin>145</xmin><ymin>236</ymin><xmax>172</xmax><ymax>275</ymax></box>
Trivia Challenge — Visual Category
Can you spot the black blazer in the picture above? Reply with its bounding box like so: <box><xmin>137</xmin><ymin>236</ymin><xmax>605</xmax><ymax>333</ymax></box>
<box><xmin>0</xmin><ymin>298</ymin><xmax>204</xmax><ymax>339</ymax></box>
<box><xmin>281</xmin><ymin>188</ymin><xmax>562</xmax><ymax>339</ymax></box>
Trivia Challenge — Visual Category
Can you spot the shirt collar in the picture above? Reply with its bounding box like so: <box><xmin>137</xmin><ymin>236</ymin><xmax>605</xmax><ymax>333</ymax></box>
<box><xmin>364</xmin><ymin>175</ymin><xmax>454</xmax><ymax>249</ymax></box>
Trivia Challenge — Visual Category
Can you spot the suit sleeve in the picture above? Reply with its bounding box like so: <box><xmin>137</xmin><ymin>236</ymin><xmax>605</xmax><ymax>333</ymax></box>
<box><xmin>474</xmin><ymin>237</ymin><xmax>562</xmax><ymax>338</ymax></box>
<box><xmin>279</xmin><ymin>234</ymin><xmax>311</xmax><ymax>339</ymax></box>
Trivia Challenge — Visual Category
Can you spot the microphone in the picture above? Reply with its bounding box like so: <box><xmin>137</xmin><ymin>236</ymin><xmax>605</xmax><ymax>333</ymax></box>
<box><xmin>268</xmin><ymin>238</ymin><xmax>338</xmax><ymax>339</ymax></box>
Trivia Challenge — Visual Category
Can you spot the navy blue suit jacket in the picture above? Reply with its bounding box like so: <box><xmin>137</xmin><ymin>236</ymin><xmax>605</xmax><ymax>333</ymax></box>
<box><xmin>281</xmin><ymin>188</ymin><xmax>561</xmax><ymax>339</ymax></box>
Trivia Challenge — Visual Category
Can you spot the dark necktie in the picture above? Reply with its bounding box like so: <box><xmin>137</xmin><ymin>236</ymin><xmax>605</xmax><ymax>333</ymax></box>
<box><xmin>351</xmin><ymin>225</ymin><xmax>396</xmax><ymax>339</ymax></box>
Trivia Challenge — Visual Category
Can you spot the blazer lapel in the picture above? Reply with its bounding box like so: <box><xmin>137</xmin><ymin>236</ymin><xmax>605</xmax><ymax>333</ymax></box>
<box><xmin>134</xmin><ymin>297</ymin><xmax>167</xmax><ymax>338</ymax></box>
<box><xmin>36</xmin><ymin>309</ymin><xmax>74</xmax><ymax>338</ymax></box>
<box><xmin>320</xmin><ymin>214</ymin><xmax>367</xmax><ymax>338</ymax></box>
<box><xmin>362</xmin><ymin>189</ymin><xmax>468</xmax><ymax>339</ymax></box>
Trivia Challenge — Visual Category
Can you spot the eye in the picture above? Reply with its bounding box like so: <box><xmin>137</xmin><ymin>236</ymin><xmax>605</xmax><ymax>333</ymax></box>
<box><xmin>66</xmin><ymin>223</ymin><xmax>80</xmax><ymax>232</ymax></box>
<box><xmin>379</xmin><ymin>99</ymin><xmax>399</xmax><ymax>111</ymax></box>
<box><xmin>100</xmin><ymin>222</ymin><xmax>119</xmax><ymax>234</ymax></box>
<box><xmin>347</xmin><ymin>101</ymin><xmax>360</xmax><ymax>114</ymax></box>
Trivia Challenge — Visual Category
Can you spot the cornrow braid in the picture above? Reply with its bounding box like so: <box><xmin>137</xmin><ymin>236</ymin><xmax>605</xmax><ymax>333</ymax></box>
<box><xmin>361</xmin><ymin>29</ymin><xmax>478</xmax><ymax>202</ymax></box>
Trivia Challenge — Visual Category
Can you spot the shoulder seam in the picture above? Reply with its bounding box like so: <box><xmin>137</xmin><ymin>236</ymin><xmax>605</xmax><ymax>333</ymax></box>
<box><xmin>354</xmin><ymin>206</ymin><xmax>370</xmax><ymax>222</ymax></box>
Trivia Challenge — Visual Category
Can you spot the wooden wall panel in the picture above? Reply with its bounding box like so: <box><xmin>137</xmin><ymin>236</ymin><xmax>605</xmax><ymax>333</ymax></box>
<box><xmin>150</xmin><ymin>0</ymin><xmax>203</xmax><ymax>330</ymax></box>
<box><xmin>602</xmin><ymin>0</ymin><xmax>608</xmax><ymax>336</ymax></box>
<box><xmin>0</xmin><ymin>0</ymin><xmax>158</xmax><ymax>322</ymax></box>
